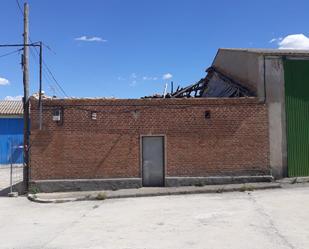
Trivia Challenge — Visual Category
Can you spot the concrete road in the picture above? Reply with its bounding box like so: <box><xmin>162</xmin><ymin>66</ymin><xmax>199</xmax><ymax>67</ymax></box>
<box><xmin>0</xmin><ymin>186</ymin><xmax>308</xmax><ymax>249</ymax></box>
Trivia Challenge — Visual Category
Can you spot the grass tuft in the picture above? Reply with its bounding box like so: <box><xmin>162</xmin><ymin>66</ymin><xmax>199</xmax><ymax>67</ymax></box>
<box><xmin>239</xmin><ymin>185</ymin><xmax>254</xmax><ymax>192</ymax></box>
<box><xmin>194</xmin><ymin>182</ymin><xmax>204</xmax><ymax>187</ymax></box>
<box><xmin>96</xmin><ymin>192</ymin><xmax>107</xmax><ymax>200</ymax></box>
<box><xmin>29</xmin><ymin>185</ymin><xmax>40</xmax><ymax>194</ymax></box>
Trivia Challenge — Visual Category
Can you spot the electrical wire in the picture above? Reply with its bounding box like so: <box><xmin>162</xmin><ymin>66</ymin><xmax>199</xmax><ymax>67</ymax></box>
<box><xmin>28</xmin><ymin>47</ymin><xmax>63</xmax><ymax>97</ymax></box>
<box><xmin>15</xmin><ymin>0</ymin><xmax>23</xmax><ymax>15</ymax></box>
<box><xmin>0</xmin><ymin>48</ymin><xmax>22</xmax><ymax>58</ymax></box>
<box><xmin>28</xmin><ymin>39</ymin><xmax>69</xmax><ymax>97</ymax></box>
<box><xmin>42</xmin><ymin>42</ymin><xmax>56</xmax><ymax>55</ymax></box>
<box><xmin>37</xmin><ymin>102</ymin><xmax>212</xmax><ymax>116</ymax></box>
<box><xmin>15</xmin><ymin>0</ymin><xmax>69</xmax><ymax>98</ymax></box>
<box><xmin>28</xmin><ymin>38</ymin><xmax>69</xmax><ymax>97</ymax></box>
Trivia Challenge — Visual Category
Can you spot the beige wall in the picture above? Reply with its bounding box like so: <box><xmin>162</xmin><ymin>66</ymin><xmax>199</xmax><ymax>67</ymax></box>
<box><xmin>212</xmin><ymin>49</ymin><xmax>265</xmax><ymax>100</ymax></box>
<box><xmin>264</xmin><ymin>57</ymin><xmax>287</xmax><ymax>178</ymax></box>
<box><xmin>212</xmin><ymin>49</ymin><xmax>288</xmax><ymax>178</ymax></box>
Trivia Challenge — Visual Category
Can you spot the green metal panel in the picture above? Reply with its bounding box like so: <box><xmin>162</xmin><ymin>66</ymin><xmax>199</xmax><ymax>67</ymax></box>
<box><xmin>284</xmin><ymin>59</ymin><xmax>309</xmax><ymax>177</ymax></box>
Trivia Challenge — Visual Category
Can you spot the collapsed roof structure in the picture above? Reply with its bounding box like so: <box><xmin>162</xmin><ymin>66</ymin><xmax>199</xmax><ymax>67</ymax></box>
<box><xmin>144</xmin><ymin>66</ymin><xmax>254</xmax><ymax>99</ymax></box>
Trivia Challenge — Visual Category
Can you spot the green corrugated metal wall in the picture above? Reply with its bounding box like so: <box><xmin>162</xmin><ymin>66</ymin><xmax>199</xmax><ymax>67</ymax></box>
<box><xmin>284</xmin><ymin>59</ymin><xmax>309</xmax><ymax>177</ymax></box>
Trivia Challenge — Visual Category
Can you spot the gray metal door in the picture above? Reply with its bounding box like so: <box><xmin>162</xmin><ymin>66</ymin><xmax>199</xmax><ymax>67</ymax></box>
<box><xmin>142</xmin><ymin>136</ymin><xmax>164</xmax><ymax>187</ymax></box>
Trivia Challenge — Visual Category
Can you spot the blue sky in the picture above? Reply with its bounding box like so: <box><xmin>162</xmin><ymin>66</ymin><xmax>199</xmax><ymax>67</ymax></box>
<box><xmin>0</xmin><ymin>0</ymin><xmax>309</xmax><ymax>99</ymax></box>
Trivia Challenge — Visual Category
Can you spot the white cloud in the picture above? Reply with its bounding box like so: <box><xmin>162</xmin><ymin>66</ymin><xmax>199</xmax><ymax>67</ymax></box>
<box><xmin>269</xmin><ymin>37</ymin><xmax>282</xmax><ymax>43</ymax></box>
<box><xmin>4</xmin><ymin>95</ymin><xmax>23</xmax><ymax>100</ymax></box>
<box><xmin>273</xmin><ymin>34</ymin><xmax>309</xmax><ymax>49</ymax></box>
<box><xmin>120</xmin><ymin>73</ymin><xmax>160</xmax><ymax>86</ymax></box>
<box><xmin>0</xmin><ymin>77</ymin><xmax>9</xmax><ymax>85</ymax></box>
<box><xmin>74</xmin><ymin>36</ymin><xmax>107</xmax><ymax>42</ymax></box>
<box><xmin>162</xmin><ymin>73</ymin><xmax>173</xmax><ymax>80</ymax></box>
<box><xmin>142</xmin><ymin>76</ymin><xmax>158</xmax><ymax>81</ymax></box>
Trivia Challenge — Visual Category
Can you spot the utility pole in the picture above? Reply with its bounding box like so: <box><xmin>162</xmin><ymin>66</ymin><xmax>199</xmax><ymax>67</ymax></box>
<box><xmin>23</xmin><ymin>2</ymin><xmax>30</xmax><ymax>193</ymax></box>
<box><xmin>0</xmin><ymin>3</ymin><xmax>44</xmax><ymax>194</ymax></box>
<box><xmin>38</xmin><ymin>41</ymin><xmax>43</xmax><ymax>130</ymax></box>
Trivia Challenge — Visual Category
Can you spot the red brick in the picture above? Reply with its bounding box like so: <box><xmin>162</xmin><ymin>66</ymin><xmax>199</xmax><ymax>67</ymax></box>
<box><xmin>29</xmin><ymin>97</ymin><xmax>269</xmax><ymax>180</ymax></box>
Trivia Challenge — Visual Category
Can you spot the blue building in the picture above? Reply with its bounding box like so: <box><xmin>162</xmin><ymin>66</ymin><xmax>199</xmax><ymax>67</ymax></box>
<box><xmin>0</xmin><ymin>100</ymin><xmax>23</xmax><ymax>165</ymax></box>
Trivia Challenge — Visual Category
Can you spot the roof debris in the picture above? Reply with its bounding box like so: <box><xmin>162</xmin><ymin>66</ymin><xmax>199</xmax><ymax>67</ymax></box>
<box><xmin>143</xmin><ymin>66</ymin><xmax>254</xmax><ymax>99</ymax></box>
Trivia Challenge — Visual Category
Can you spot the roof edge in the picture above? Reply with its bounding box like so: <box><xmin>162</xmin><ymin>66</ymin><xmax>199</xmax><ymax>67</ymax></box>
<box><xmin>218</xmin><ymin>48</ymin><xmax>309</xmax><ymax>56</ymax></box>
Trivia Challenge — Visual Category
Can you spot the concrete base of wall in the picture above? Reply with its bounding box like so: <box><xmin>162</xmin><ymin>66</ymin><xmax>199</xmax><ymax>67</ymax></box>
<box><xmin>0</xmin><ymin>181</ymin><xmax>24</xmax><ymax>196</ymax></box>
<box><xmin>165</xmin><ymin>176</ymin><xmax>274</xmax><ymax>187</ymax></box>
<box><xmin>31</xmin><ymin>175</ymin><xmax>274</xmax><ymax>193</ymax></box>
<box><xmin>31</xmin><ymin>178</ymin><xmax>142</xmax><ymax>193</ymax></box>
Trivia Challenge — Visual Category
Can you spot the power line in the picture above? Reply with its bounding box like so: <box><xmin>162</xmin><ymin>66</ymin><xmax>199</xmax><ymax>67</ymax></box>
<box><xmin>15</xmin><ymin>0</ymin><xmax>23</xmax><ymax>15</ymax></box>
<box><xmin>0</xmin><ymin>43</ymin><xmax>38</xmax><ymax>47</ymax></box>
<box><xmin>28</xmin><ymin>47</ymin><xmax>63</xmax><ymax>97</ymax></box>
<box><xmin>28</xmin><ymin>39</ymin><xmax>69</xmax><ymax>97</ymax></box>
<box><xmin>32</xmin><ymin>48</ymin><xmax>67</xmax><ymax>97</ymax></box>
<box><xmin>0</xmin><ymin>48</ymin><xmax>22</xmax><ymax>58</ymax></box>
<box><xmin>15</xmin><ymin>0</ymin><xmax>69</xmax><ymax>98</ymax></box>
<box><xmin>16</xmin><ymin>0</ymin><xmax>60</xmax><ymax>96</ymax></box>
<box><xmin>42</xmin><ymin>42</ymin><xmax>56</xmax><ymax>55</ymax></box>
<box><xmin>41</xmin><ymin>57</ymin><xmax>69</xmax><ymax>97</ymax></box>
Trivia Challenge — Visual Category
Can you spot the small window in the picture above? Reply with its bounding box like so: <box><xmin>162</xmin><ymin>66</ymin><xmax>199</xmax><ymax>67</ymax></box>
<box><xmin>52</xmin><ymin>108</ymin><xmax>62</xmax><ymax>121</ymax></box>
<box><xmin>91</xmin><ymin>111</ymin><xmax>97</xmax><ymax>120</ymax></box>
<box><xmin>205</xmin><ymin>110</ymin><xmax>211</xmax><ymax>119</ymax></box>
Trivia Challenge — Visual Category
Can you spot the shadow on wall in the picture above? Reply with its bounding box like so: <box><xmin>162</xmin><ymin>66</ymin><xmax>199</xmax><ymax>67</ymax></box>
<box><xmin>30</xmin><ymin>130</ymin><xmax>53</xmax><ymax>154</ymax></box>
<box><xmin>0</xmin><ymin>182</ymin><xmax>24</xmax><ymax>196</ymax></box>
<box><xmin>93</xmin><ymin>134</ymin><xmax>123</xmax><ymax>176</ymax></box>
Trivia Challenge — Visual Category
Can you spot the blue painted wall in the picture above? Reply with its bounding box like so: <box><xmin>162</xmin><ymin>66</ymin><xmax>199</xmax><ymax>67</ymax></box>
<box><xmin>0</xmin><ymin>118</ymin><xmax>24</xmax><ymax>164</ymax></box>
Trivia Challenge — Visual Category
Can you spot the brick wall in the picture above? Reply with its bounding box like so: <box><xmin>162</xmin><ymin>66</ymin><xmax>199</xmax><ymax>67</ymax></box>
<box><xmin>30</xmin><ymin>97</ymin><xmax>269</xmax><ymax>180</ymax></box>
